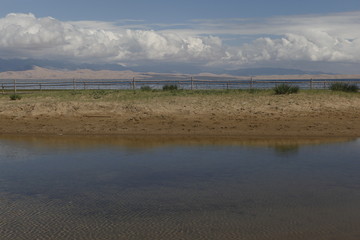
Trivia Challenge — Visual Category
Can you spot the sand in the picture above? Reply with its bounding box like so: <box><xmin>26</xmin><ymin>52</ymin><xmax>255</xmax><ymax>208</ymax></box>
<box><xmin>0</xmin><ymin>91</ymin><xmax>359</xmax><ymax>138</ymax></box>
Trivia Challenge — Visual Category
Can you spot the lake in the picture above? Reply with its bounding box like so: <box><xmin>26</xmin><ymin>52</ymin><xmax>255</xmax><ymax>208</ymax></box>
<box><xmin>0</xmin><ymin>135</ymin><xmax>360</xmax><ymax>240</ymax></box>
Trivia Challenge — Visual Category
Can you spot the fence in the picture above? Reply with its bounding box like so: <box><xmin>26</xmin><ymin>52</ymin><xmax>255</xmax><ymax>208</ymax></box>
<box><xmin>1</xmin><ymin>78</ymin><xmax>360</xmax><ymax>93</ymax></box>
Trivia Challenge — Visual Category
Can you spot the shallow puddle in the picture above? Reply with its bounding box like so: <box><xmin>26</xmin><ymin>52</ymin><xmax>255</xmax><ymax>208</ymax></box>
<box><xmin>0</xmin><ymin>136</ymin><xmax>360</xmax><ymax>240</ymax></box>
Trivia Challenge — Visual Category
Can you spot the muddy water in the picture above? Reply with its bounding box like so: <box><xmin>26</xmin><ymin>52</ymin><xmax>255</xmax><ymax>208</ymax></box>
<box><xmin>0</xmin><ymin>136</ymin><xmax>360</xmax><ymax>240</ymax></box>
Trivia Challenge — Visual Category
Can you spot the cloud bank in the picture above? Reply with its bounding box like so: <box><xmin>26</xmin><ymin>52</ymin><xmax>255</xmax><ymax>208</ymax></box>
<box><xmin>1</xmin><ymin>12</ymin><xmax>360</xmax><ymax>70</ymax></box>
<box><xmin>0</xmin><ymin>13</ymin><xmax>225</xmax><ymax>64</ymax></box>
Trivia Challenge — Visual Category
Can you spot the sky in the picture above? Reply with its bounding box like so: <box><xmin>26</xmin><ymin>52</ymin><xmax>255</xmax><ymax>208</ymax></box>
<box><xmin>1</xmin><ymin>0</ymin><xmax>360</xmax><ymax>73</ymax></box>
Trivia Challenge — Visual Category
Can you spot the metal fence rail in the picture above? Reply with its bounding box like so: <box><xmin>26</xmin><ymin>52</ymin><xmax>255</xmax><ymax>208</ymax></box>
<box><xmin>1</xmin><ymin>78</ymin><xmax>360</xmax><ymax>93</ymax></box>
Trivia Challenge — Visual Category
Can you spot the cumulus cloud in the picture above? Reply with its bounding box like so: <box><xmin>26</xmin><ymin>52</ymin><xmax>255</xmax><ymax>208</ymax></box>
<box><xmin>0</xmin><ymin>13</ymin><xmax>226</xmax><ymax>64</ymax></box>
<box><xmin>1</xmin><ymin>12</ymin><xmax>360</xmax><ymax>68</ymax></box>
<box><xmin>224</xmin><ymin>31</ymin><xmax>360</xmax><ymax>66</ymax></box>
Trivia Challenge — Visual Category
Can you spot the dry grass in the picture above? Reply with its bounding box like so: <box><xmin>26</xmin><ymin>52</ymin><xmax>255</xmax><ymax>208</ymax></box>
<box><xmin>0</xmin><ymin>89</ymin><xmax>359</xmax><ymax>137</ymax></box>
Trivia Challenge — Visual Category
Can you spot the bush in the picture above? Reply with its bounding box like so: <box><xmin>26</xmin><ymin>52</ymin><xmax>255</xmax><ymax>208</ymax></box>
<box><xmin>9</xmin><ymin>94</ymin><xmax>22</xmax><ymax>100</ymax></box>
<box><xmin>273</xmin><ymin>84</ymin><xmax>299</xmax><ymax>95</ymax></box>
<box><xmin>162</xmin><ymin>85</ymin><xmax>178</xmax><ymax>91</ymax></box>
<box><xmin>91</xmin><ymin>89</ymin><xmax>108</xmax><ymax>99</ymax></box>
<box><xmin>329</xmin><ymin>82</ymin><xmax>359</xmax><ymax>92</ymax></box>
<box><xmin>140</xmin><ymin>86</ymin><xmax>152</xmax><ymax>91</ymax></box>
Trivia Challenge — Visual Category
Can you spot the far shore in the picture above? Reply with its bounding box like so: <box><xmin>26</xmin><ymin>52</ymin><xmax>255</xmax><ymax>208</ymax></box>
<box><xmin>0</xmin><ymin>89</ymin><xmax>359</xmax><ymax>138</ymax></box>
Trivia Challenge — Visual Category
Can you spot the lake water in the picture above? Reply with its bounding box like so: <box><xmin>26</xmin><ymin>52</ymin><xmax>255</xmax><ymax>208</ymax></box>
<box><xmin>1</xmin><ymin>136</ymin><xmax>360</xmax><ymax>240</ymax></box>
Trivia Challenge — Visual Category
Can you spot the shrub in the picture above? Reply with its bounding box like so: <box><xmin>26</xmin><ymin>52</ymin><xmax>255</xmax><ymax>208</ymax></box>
<box><xmin>9</xmin><ymin>94</ymin><xmax>22</xmax><ymax>100</ymax></box>
<box><xmin>273</xmin><ymin>84</ymin><xmax>299</xmax><ymax>95</ymax></box>
<box><xmin>91</xmin><ymin>89</ymin><xmax>108</xmax><ymax>99</ymax></box>
<box><xmin>162</xmin><ymin>85</ymin><xmax>178</xmax><ymax>91</ymax></box>
<box><xmin>140</xmin><ymin>86</ymin><xmax>152</xmax><ymax>91</ymax></box>
<box><xmin>329</xmin><ymin>82</ymin><xmax>359</xmax><ymax>92</ymax></box>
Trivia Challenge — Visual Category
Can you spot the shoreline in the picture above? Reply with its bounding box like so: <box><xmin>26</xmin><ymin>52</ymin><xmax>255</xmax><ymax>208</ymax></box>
<box><xmin>0</xmin><ymin>90</ymin><xmax>359</xmax><ymax>138</ymax></box>
<box><xmin>0</xmin><ymin>133</ymin><xmax>357</xmax><ymax>150</ymax></box>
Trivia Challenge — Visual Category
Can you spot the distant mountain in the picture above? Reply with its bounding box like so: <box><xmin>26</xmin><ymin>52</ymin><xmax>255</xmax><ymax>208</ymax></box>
<box><xmin>1</xmin><ymin>66</ymin><xmax>359</xmax><ymax>81</ymax></box>
<box><xmin>224</xmin><ymin>68</ymin><xmax>330</xmax><ymax>76</ymax></box>
<box><xmin>0</xmin><ymin>58</ymin><xmax>207</xmax><ymax>74</ymax></box>
<box><xmin>0</xmin><ymin>59</ymin><xmax>34</xmax><ymax>71</ymax></box>
<box><xmin>0</xmin><ymin>59</ymin><xmax>129</xmax><ymax>72</ymax></box>
<box><xmin>129</xmin><ymin>62</ymin><xmax>214</xmax><ymax>74</ymax></box>
<box><xmin>0</xmin><ymin>58</ymin><xmax>332</xmax><ymax>76</ymax></box>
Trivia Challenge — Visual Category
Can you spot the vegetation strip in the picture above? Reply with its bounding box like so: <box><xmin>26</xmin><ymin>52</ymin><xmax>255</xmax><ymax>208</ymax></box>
<box><xmin>0</xmin><ymin>88</ymin><xmax>359</xmax><ymax>137</ymax></box>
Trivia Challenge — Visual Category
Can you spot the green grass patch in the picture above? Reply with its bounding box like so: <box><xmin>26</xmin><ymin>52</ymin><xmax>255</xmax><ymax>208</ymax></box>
<box><xmin>162</xmin><ymin>85</ymin><xmax>178</xmax><ymax>91</ymax></box>
<box><xmin>247</xmin><ymin>88</ymin><xmax>263</xmax><ymax>94</ymax></box>
<box><xmin>140</xmin><ymin>86</ymin><xmax>152</xmax><ymax>91</ymax></box>
<box><xmin>69</xmin><ymin>90</ymin><xmax>83</xmax><ymax>96</ymax></box>
<box><xmin>3</xmin><ymin>88</ymin><xmax>357</xmax><ymax>104</ymax></box>
<box><xmin>9</xmin><ymin>94</ymin><xmax>22</xmax><ymax>100</ymax></box>
<box><xmin>90</xmin><ymin>89</ymin><xmax>109</xmax><ymax>99</ymax></box>
<box><xmin>329</xmin><ymin>82</ymin><xmax>359</xmax><ymax>92</ymax></box>
<box><xmin>273</xmin><ymin>84</ymin><xmax>300</xmax><ymax>95</ymax></box>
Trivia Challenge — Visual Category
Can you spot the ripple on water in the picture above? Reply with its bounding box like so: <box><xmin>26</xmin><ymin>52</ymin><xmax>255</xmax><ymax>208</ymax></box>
<box><xmin>1</xmin><ymin>183</ymin><xmax>360</xmax><ymax>240</ymax></box>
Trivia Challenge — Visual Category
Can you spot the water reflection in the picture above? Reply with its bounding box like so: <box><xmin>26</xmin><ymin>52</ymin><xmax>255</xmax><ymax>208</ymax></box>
<box><xmin>0</xmin><ymin>134</ymin><xmax>356</xmax><ymax>150</ymax></box>
<box><xmin>273</xmin><ymin>144</ymin><xmax>300</xmax><ymax>156</ymax></box>
<box><xmin>0</xmin><ymin>135</ymin><xmax>359</xmax><ymax>240</ymax></box>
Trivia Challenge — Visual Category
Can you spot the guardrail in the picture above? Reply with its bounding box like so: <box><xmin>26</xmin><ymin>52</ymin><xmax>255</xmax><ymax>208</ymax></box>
<box><xmin>1</xmin><ymin>78</ymin><xmax>360</xmax><ymax>93</ymax></box>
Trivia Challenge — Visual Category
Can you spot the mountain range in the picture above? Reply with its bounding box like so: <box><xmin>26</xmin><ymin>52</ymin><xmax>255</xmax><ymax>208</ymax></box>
<box><xmin>0</xmin><ymin>58</ymin><xmax>331</xmax><ymax>76</ymax></box>
<box><xmin>2</xmin><ymin>66</ymin><xmax>360</xmax><ymax>81</ymax></box>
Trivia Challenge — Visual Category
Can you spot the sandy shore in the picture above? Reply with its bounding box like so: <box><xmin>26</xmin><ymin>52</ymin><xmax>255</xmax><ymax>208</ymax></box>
<box><xmin>0</xmin><ymin>91</ymin><xmax>359</xmax><ymax>138</ymax></box>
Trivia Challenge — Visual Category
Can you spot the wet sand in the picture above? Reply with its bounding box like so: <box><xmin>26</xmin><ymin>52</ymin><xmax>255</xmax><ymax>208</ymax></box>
<box><xmin>0</xmin><ymin>91</ymin><xmax>359</xmax><ymax>137</ymax></box>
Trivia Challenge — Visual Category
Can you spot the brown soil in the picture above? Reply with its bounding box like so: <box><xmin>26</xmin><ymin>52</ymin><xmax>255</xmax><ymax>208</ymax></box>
<box><xmin>0</xmin><ymin>92</ymin><xmax>359</xmax><ymax>138</ymax></box>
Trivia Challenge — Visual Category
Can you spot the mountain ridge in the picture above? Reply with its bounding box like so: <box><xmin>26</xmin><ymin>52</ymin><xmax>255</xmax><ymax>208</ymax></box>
<box><xmin>0</xmin><ymin>58</ymin><xmax>333</xmax><ymax>76</ymax></box>
<box><xmin>1</xmin><ymin>66</ymin><xmax>359</xmax><ymax>80</ymax></box>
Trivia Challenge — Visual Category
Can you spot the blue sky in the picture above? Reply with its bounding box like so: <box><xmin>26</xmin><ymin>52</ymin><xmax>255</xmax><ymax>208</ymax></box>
<box><xmin>2</xmin><ymin>0</ymin><xmax>360</xmax><ymax>21</ymax></box>
<box><xmin>1</xmin><ymin>0</ymin><xmax>360</xmax><ymax>73</ymax></box>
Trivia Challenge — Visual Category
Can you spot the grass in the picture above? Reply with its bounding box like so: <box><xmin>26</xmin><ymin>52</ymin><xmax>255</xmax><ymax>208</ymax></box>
<box><xmin>140</xmin><ymin>86</ymin><xmax>152</xmax><ymax>91</ymax></box>
<box><xmin>162</xmin><ymin>85</ymin><xmax>178</xmax><ymax>91</ymax></box>
<box><xmin>9</xmin><ymin>94</ymin><xmax>22</xmax><ymax>100</ymax></box>
<box><xmin>247</xmin><ymin>88</ymin><xmax>263</xmax><ymax>94</ymax></box>
<box><xmin>273</xmin><ymin>84</ymin><xmax>300</xmax><ymax>95</ymax></box>
<box><xmin>1</xmin><ymin>88</ymin><xmax>358</xmax><ymax>103</ymax></box>
<box><xmin>329</xmin><ymin>82</ymin><xmax>359</xmax><ymax>92</ymax></box>
<box><xmin>90</xmin><ymin>89</ymin><xmax>109</xmax><ymax>99</ymax></box>
<box><xmin>0</xmin><ymin>89</ymin><xmax>271</xmax><ymax>102</ymax></box>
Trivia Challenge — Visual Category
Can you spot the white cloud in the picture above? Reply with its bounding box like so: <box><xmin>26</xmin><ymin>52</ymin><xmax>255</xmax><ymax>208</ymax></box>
<box><xmin>182</xmin><ymin>12</ymin><xmax>360</xmax><ymax>39</ymax></box>
<box><xmin>1</xmin><ymin>12</ymin><xmax>360</xmax><ymax>69</ymax></box>
<box><xmin>223</xmin><ymin>32</ymin><xmax>360</xmax><ymax>66</ymax></box>
<box><xmin>0</xmin><ymin>13</ymin><xmax>226</xmax><ymax>64</ymax></box>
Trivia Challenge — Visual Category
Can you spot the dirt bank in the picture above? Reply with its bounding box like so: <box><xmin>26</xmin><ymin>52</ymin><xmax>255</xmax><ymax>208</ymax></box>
<box><xmin>0</xmin><ymin>91</ymin><xmax>359</xmax><ymax>137</ymax></box>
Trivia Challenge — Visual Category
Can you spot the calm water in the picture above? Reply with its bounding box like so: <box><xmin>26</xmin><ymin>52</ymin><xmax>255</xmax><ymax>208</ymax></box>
<box><xmin>0</xmin><ymin>136</ymin><xmax>360</xmax><ymax>240</ymax></box>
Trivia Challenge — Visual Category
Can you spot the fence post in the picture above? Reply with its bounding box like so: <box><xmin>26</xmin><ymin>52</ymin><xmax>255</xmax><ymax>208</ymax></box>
<box><xmin>250</xmin><ymin>77</ymin><xmax>253</xmax><ymax>89</ymax></box>
<box><xmin>132</xmin><ymin>78</ymin><xmax>136</xmax><ymax>90</ymax></box>
<box><xmin>310</xmin><ymin>78</ymin><xmax>313</xmax><ymax>90</ymax></box>
<box><xmin>14</xmin><ymin>79</ymin><xmax>16</xmax><ymax>94</ymax></box>
<box><xmin>39</xmin><ymin>83</ymin><xmax>42</xmax><ymax>91</ymax></box>
<box><xmin>2</xmin><ymin>83</ymin><xmax>4</xmax><ymax>94</ymax></box>
<box><xmin>191</xmin><ymin>77</ymin><xmax>193</xmax><ymax>90</ymax></box>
